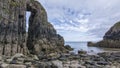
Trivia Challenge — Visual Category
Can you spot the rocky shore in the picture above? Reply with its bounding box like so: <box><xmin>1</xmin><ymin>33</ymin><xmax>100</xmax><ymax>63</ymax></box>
<box><xmin>0</xmin><ymin>0</ymin><xmax>120</xmax><ymax>68</ymax></box>
<box><xmin>0</xmin><ymin>51</ymin><xmax>120</xmax><ymax>68</ymax></box>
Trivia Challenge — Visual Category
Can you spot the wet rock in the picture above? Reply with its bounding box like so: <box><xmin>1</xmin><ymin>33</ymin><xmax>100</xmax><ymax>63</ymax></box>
<box><xmin>111</xmin><ymin>52</ymin><xmax>120</xmax><ymax>57</ymax></box>
<box><xmin>97</xmin><ymin>61</ymin><xmax>109</xmax><ymax>65</ymax></box>
<box><xmin>79</xmin><ymin>54</ymin><xmax>88</xmax><ymax>57</ymax></box>
<box><xmin>51</xmin><ymin>65</ymin><xmax>58</xmax><ymax>68</ymax></box>
<box><xmin>92</xmin><ymin>57</ymin><xmax>105</xmax><ymax>61</ymax></box>
<box><xmin>78</xmin><ymin>50</ymin><xmax>87</xmax><ymax>55</ymax></box>
<box><xmin>9</xmin><ymin>53</ymin><xmax>26</xmax><ymax>64</ymax></box>
<box><xmin>84</xmin><ymin>61</ymin><xmax>96</xmax><ymax>65</ymax></box>
<box><xmin>85</xmin><ymin>65</ymin><xmax>97</xmax><ymax>68</ymax></box>
<box><xmin>65</xmin><ymin>45</ymin><xmax>74</xmax><ymax>51</ymax></box>
<box><xmin>97</xmin><ymin>52</ymin><xmax>111</xmax><ymax>57</ymax></box>
<box><xmin>87</xmin><ymin>42</ymin><xmax>95</xmax><ymax>46</ymax></box>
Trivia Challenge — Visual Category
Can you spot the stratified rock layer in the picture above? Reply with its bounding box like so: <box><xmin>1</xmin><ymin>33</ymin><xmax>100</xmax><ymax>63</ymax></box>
<box><xmin>0</xmin><ymin>0</ymin><xmax>28</xmax><ymax>56</ymax></box>
<box><xmin>104</xmin><ymin>22</ymin><xmax>120</xmax><ymax>40</ymax></box>
<box><xmin>0</xmin><ymin>0</ymin><xmax>67</xmax><ymax>56</ymax></box>
<box><xmin>26</xmin><ymin>1</ymin><xmax>66</xmax><ymax>55</ymax></box>
<box><xmin>88</xmin><ymin>21</ymin><xmax>120</xmax><ymax>48</ymax></box>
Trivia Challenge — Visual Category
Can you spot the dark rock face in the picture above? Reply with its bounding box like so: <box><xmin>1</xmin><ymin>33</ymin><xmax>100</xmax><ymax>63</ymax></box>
<box><xmin>64</xmin><ymin>45</ymin><xmax>74</xmax><ymax>51</ymax></box>
<box><xmin>88</xmin><ymin>21</ymin><xmax>120</xmax><ymax>48</ymax></box>
<box><xmin>104</xmin><ymin>22</ymin><xmax>120</xmax><ymax>40</ymax></box>
<box><xmin>87</xmin><ymin>42</ymin><xmax>95</xmax><ymax>46</ymax></box>
<box><xmin>0</xmin><ymin>0</ymin><xmax>28</xmax><ymax>56</ymax></box>
<box><xmin>26</xmin><ymin>1</ymin><xmax>66</xmax><ymax>55</ymax></box>
<box><xmin>0</xmin><ymin>0</ymin><xmax>67</xmax><ymax>56</ymax></box>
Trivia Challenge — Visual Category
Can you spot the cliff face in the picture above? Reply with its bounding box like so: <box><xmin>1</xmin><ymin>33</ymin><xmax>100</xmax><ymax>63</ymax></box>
<box><xmin>88</xmin><ymin>21</ymin><xmax>120</xmax><ymax>48</ymax></box>
<box><xmin>26</xmin><ymin>1</ymin><xmax>66</xmax><ymax>55</ymax></box>
<box><xmin>0</xmin><ymin>0</ymin><xmax>67</xmax><ymax>56</ymax></box>
<box><xmin>0</xmin><ymin>0</ymin><xmax>28</xmax><ymax>56</ymax></box>
<box><xmin>104</xmin><ymin>22</ymin><xmax>120</xmax><ymax>40</ymax></box>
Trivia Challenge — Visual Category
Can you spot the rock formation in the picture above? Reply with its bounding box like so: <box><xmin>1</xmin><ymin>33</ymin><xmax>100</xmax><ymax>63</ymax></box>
<box><xmin>0</xmin><ymin>0</ymin><xmax>68</xmax><ymax>56</ymax></box>
<box><xmin>88</xmin><ymin>21</ymin><xmax>120</xmax><ymax>48</ymax></box>
<box><xmin>104</xmin><ymin>22</ymin><xmax>120</xmax><ymax>40</ymax></box>
<box><xmin>26</xmin><ymin>0</ymin><xmax>67</xmax><ymax>55</ymax></box>
<box><xmin>0</xmin><ymin>0</ymin><xmax>28</xmax><ymax>56</ymax></box>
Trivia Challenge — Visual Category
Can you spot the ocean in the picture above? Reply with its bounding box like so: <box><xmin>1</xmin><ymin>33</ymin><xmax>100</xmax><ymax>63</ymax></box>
<box><xmin>65</xmin><ymin>42</ymin><xmax>104</xmax><ymax>54</ymax></box>
<box><xmin>65</xmin><ymin>42</ymin><xmax>120</xmax><ymax>54</ymax></box>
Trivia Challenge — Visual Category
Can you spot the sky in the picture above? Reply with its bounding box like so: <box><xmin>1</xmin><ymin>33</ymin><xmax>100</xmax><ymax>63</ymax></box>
<box><xmin>27</xmin><ymin>0</ymin><xmax>120</xmax><ymax>42</ymax></box>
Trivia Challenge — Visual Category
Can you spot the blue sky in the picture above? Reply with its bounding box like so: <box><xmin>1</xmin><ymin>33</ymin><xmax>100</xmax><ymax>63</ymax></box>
<box><xmin>28</xmin><ymin>0</ymin><xmax>120</xmax><ymax>41</ymax></box>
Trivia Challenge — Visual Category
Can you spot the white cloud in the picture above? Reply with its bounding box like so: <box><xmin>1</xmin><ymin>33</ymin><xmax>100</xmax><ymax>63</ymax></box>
<box><xmin>38</xmin><ymin>0</ymin><xmax>120</xmax><ymax>41</ymax></box>
<box><xmin>76</xmin><ymin>18</ymin><xmax>89</xmax><ymax>24</ymax></box>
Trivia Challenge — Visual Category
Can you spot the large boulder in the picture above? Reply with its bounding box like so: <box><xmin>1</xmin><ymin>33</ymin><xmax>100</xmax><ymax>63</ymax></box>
<box><xmin>65</xmin><ymin>45</ymin><xmax>74</xmax><ymax>51</ymax></box>
<box><xmin>87</xmin><ymin>42</ymin><xmax>95</xmax><ymax>46</ymax></box>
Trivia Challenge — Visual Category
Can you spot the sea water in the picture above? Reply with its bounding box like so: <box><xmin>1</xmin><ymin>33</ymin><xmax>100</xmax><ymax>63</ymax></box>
<box><xmin>65</xmin><ymin>42</ymin><xmax>104</xmax><ymax>54</ymax></box>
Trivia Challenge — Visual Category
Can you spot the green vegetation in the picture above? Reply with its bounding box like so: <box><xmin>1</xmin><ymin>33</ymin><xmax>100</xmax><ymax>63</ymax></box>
<box><xmin>30</xmin><ymin>0</ymin><xmax>35</xmax><ymax>2</ymax></box>
<box><xmin>10</xmin><ymin>1</ymin><xmax>19</xmax><ymax>7</ymax></box>
<box><xmin>114</xmin><ymin>21</ymin><xmax>120</xmax><ymax>27</ymax></box>
<box><xmin>1</xmin><ymin>6</ymin><xmax>9</xmax><ymax>14</ymax></box>
<box><xmin>4</xmin><ymin>8</ymin><xmax>9</xmax><ymax>14</ymax></box>
<box><xmin>0</xmin><ymin>15</ymin><xmax>2</xmax><ymax>20</ymax></box>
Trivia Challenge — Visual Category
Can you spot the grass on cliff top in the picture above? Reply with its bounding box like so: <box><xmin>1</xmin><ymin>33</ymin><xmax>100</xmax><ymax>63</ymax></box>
<box><xmin>114</xmin><ymin>21</ymin><xmax>120</xmax><ymax>27</ymax></box>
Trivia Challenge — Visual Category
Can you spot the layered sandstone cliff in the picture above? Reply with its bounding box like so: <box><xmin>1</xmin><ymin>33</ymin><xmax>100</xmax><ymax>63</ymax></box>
<box><xmin>0</xmin><ymin>0</ymin><xmax>68</xmax><ymax>56</ymax></box>
<box><xmin>0</xmin><ymin>0</ymin><xmax>28</xmax><ymax>56</ymax></box>
<box><xmin>26</xmin><ymin>1</ymin><xmax>66</xmax><ymax>55</ymax></box>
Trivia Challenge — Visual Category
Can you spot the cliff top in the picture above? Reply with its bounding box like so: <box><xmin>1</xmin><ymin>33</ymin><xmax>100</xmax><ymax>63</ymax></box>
<box><xmin>114</xmin><ymin>21</ymin><xmax>120</xmax><ymax>27</ymax></box>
